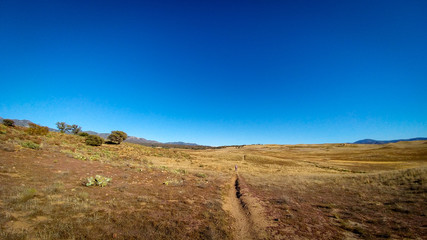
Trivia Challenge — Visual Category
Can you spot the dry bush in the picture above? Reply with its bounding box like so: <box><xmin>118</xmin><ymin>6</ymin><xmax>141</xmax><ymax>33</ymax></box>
<box><xmin>26</xmin><ymin>123</ymin><xmax>49</xmax><ymax>136</ymax></box>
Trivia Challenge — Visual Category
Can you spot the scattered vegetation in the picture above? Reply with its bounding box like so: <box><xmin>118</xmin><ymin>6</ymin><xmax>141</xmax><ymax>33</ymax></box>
<box><xmin>163</xmin><ymin>178</ymin><xmax>184</xmax><ymax>186</ymax></box>
<box><xmin>1</xmin><ymin>119</ymin><xmax>426</xmax><ymax>239</ymax></box>
<box><xmin>21</xmin><ymin>140</ymin><xmax>40</xmax><ymax>149</ymax></box>
<box><xmin>85</xmin><ymin>135</ymin><xmax>104</xmax><ymax>146</ymax></box>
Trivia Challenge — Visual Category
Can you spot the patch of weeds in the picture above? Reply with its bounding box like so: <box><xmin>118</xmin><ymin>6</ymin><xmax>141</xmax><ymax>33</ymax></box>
<box><xmin>339</xmin><ymin>220</ymin><xmax>366</xmax><ymax>237</ymax></box>
<box><xmin>174</xmin><ymin>169</ymin><xmax>187</xmax><ymax>175</ymax></box>
<box><xmin>28</xmin><ymin>209</ymin><xmax>45</xmax><ymax>218</ymax></box>
<box><xmin>73</xmin><ymin>152</ymin><xmax>87</xmax><ymax>161</ymax></box>
<box><xmin>0</xmin><ymin>212</ymin><xmax>14</xmax><ymax>225</ymax></box>
<box><xmin>45</xmin><ymin>181</ymin><xmax>64</xmax><ymax>194</ymax></box>
<box><xmin>60</xmin><ymin>149</ymin><xmax>90</xmax><ymax>161</ymax></box>
<box><xmin>89</xmin><ymin>155</ymin><xmax>100</xmax><ymax>161</ymax></box>
<box><xmin>195</xmin><ymin>173</ymin><xmax>207</xmax><ymax>178</ymax></box>
<box><xmin>35</xmin><ymin>220</ymin><xmax>91</xmax><ymax>240</ymax></box>
<box><xmin>77</xmin><ymin>191</ymin><xmax>89</xmax><ymax>201</ymax></box>
<box><xmin>0</xmin><ymin>229</ymin><xmax>28</xmax><ymax>240</ymax></box>
<box><xmin>159</xmin><ymin>165</ymin><xmax>169</xmax><ymax>171</ymax></box>
<box><xmin>85</xmin><ymin>175</ymin><xmax>112</xmax><ymax>187</ymax></box>
<box><xmin>60</xmin><ymin>149</ymin><xmax>74</xmax><ymax>156</ymax></box>
<box><xmin>19</xmin><ymin>188</ymin><xmax>38</xmax><ymax>202</ymax></box>
<box><xmin>163</xmin><ymin>178</ymin><xmax>184</xmax><ymax>186</ymax></box>
<box><xmin>196</xmin><ymin>180</ymin><xmax>209</xmax><ymax>188</ymax></box>
<box><xmin>140</xmin><ymin>158</ymin><xmax>151</xmax><ymax>165</ymax></box>
<box><xmin>20</xmin><ymin>140</ymin><xmax>40</xmax><ymax>150</ymax></box>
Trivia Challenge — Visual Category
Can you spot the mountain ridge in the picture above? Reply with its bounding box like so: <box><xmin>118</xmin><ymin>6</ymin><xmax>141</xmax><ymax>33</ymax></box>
<box><xmin>353</xmin><ymin>138</ymin><xmax>427</xmax><ymax>144</ymax></box>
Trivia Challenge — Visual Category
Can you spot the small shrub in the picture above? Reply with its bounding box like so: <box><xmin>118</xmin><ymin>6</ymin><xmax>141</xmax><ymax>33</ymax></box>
<box><xmin>3</xmin><ymin>119</ymin><xmax>15</xmax><ymax>127</ymax></box>
<box><xmin>21</xmin><ymin>141</ymin><xmax>40</xmax><ymax>150</ymax></box>
<box><xmin>85</xmin><ymin>135</ymin><xmax>104</xmax><ymax>146</ymax></box>
<box><xmin>26</xmin><ymin>123</ymin><xmax>49</xmax><ymax>135</ymax></box>
<box><xmin>85</xmin><ymin>175</ymin><xmax>112</xmax><ymax>187</ymax></box>
<box><xmin>20</xmin><ymin>188</ymin><xmax>37</xmax><ymax>202</ymax></box>
<box><xmin>78</xmin><ymin>132</ymin><xmax>89</xmax><ymax>137</ymax></box>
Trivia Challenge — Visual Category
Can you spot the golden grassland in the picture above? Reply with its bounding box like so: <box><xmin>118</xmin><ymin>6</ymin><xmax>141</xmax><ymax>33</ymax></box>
<box><xmin>0</xmin><ymin>124</ymin><xmax>426</xmax><ymax>239</ymax></box>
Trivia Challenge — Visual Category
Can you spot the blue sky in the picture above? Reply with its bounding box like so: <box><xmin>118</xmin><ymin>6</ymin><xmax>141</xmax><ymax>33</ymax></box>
<box><xmin>1</xmin><ymin>0</ymin><xmax>426</xmax><ymax>146</ymax></box>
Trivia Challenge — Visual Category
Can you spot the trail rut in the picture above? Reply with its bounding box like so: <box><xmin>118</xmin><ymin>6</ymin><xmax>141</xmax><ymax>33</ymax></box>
<box><xmin>223</xmin><ymin>174</ymin><xmax>269</xmax><ymax>240</ymax></box>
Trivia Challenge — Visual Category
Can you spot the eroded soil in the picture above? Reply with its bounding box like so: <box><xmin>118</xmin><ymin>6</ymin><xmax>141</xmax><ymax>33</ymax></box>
<box><xmin>0</xmin><ymin>148</ymin><xmax>233</xmax><ymax>239</ymax></box>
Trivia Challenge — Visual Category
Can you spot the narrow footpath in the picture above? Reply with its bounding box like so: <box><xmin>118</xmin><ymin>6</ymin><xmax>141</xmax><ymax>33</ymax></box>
<box><xmin>223</xmin><ymin>174</ymin><xmax>254</xmax><ymax>240</ymax></box>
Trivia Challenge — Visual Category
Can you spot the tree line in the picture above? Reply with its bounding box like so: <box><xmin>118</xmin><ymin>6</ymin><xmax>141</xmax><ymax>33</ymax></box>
<box><xmin>3</xmin><ymin>118</ymin><xmax>128</xmax><ymax>147</ymax></box>
<box><xmin>56</xmin><ymin>121</ymin><xmax>128</xmax><ymax>147</ymax></box>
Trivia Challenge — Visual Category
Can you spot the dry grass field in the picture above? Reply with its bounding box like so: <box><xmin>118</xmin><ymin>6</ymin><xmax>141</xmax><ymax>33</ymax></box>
<box><xmin>1</xmin><ymin>124</ymin><xmax>426</xmax><ymax>239</ymax></box>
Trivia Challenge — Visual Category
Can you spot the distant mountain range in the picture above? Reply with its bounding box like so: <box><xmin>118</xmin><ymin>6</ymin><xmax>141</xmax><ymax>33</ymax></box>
<box><xmin>165</xmin><ymin>141</ymin><xmax>199</xmax><ymax>146</ymax></box>
<box><xmin>353</xmin><ymin>138</ymin><xmax>427</xmax><ymax>144</ymax></box>
<box><xmin>0</xmin><ymin>117</ymin><xmax>201</xmax><ymax>147</ymax></box>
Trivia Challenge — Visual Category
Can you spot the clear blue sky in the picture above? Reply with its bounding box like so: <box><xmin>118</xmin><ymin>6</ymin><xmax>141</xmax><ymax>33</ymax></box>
<box><xmin>1</xmin><ymin>0</ymin><xmax>426</xmax><ymax>146</ymax></box>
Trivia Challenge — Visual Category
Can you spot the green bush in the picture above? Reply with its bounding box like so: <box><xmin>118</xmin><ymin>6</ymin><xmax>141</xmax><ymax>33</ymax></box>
<box><xmin>107</xmin><ymin>130</ymin><xmax>128</xmax><ymax>144</ymax></box>
<box><xmin>107</xmin><ymin>132</ymin><xmax>122</xmax><ymax>144</ymax></box>
<box><xmin>21</xmin><ymin>141</ymin><xmax>40</xmax><ymax>150</ymax></box>
<box><xmin>85</xmin><ymin>135</ymin><xmax>104</xmax><ymax>146</ymax></box>
<box><xmin>85</xmin><ymin>175</ymin><xmax>112</xmax><ymax>187</ymax></box>
<box><xmin>78</xmin><ymin>132</ymin><xmax>89</xmax><ymax>137</ymax></box>
<box><xmin>26</xmin><ymin>123</ymin><xmax>49</xmax><ymax>135</ymax></box>
<box><xmin>3</xmin><ymin>119</ymin><xmax>15</xmax><ymax>127</ymax></box>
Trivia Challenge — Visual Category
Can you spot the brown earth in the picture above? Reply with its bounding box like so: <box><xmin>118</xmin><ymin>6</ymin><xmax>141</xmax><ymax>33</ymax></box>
<box><xmin>1</xmin><ymin>125</ymin><xmax>426</xmax><ymax>239</ymax></box>
<box><xmin>0</xmin><ymin>130</ymin><xmax>233</xmax><ymax>239</ymax></box>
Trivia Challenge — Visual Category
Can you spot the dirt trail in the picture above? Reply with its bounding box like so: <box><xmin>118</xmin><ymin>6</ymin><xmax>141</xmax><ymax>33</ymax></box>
<box><xmin>223</xmin><ymin>173</ymin><xmax>269</xmax><ymax>240</ymax></box>
<box><xmin>223</xmin><ymin>174</ymin><xmax>253</xmax><ymax>239</ymax></box>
